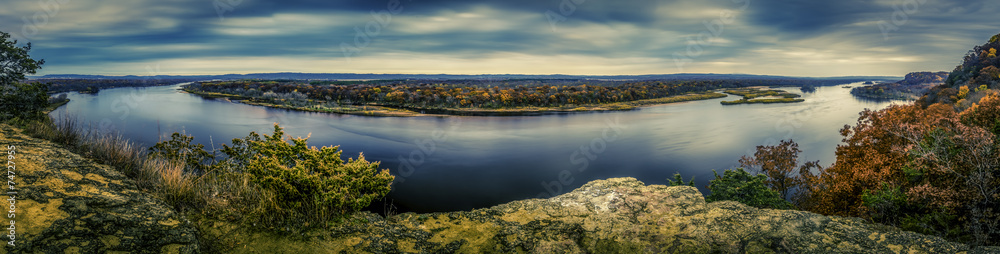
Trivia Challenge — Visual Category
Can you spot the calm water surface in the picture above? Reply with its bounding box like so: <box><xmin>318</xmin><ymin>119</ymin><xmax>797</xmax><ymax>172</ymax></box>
<box><xmin>51</xmin><ymin>83</ymin><xmax>899</xmax><ymax>212</ymax></box>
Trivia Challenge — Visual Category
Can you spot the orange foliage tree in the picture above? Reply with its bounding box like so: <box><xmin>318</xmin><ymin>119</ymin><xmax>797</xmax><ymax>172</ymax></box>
<box><xmin>803</xmin><ymin>98</ymin><xmax>1000</xmax><ymax>245</ymax></box>
<box><xmin>802</xmin><ymin>104</ymin><xmax>918</xmax><ymax>216</ymax></box>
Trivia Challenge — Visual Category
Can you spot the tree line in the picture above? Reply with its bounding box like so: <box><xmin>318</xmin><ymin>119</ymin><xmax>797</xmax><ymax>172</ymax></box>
<box><xmin>185</xmin><ymin>79</ymin><xmax>843</xmax><ymax>109</ymax></box>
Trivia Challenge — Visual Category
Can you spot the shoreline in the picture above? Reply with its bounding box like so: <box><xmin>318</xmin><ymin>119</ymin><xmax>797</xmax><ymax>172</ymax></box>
<box><xmin>182</xmin><ymin>88</ymin><xmax>728</xmax><ymax>117</ymax></box>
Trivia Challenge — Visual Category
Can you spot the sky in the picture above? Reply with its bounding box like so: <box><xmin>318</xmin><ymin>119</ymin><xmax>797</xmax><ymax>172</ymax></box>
<box><xmin>1</xmin><ymin>0</ymin><xmax>998</xmax><ymax>77</ymax></box>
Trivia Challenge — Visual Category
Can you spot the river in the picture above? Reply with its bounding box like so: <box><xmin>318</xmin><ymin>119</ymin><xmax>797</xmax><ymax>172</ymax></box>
<box><xmin>50</xmin><ymin>82</ymin><xmax>899</xmax><ymax>213</ymax></box>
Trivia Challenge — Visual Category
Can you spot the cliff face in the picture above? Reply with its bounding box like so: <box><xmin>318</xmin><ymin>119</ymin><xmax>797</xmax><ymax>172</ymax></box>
<box><xmin>0</xmin><ymin>125</ymin><xmax>199</xmax><ymax>253</ymax></box>
<box><xmin>222</xmin><ymin>178</ymin><xmax>998</xmax><ymax>253</ymax></box>
<box><xmin>851</xmin><ymin>71</ymin><xmax>949</xmax><ymax>100</ymax></box>
<box><xmin>898</xmin><ymin>71</ymin><xmax>950</xmax><ymax>87</ymax></box>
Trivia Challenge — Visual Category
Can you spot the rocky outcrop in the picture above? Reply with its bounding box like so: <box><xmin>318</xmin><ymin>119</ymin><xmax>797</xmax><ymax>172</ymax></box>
<box><xmin>851</xmin><ymin>71</ymin><xmax>949</xmax><ymax>100</ymax></box>
<box><xmin>219</xmin><ymin>177</ymin><xmax>1000</xmax><ymax>253</ymax></box>
<box><xmin>0</xmin><ymin>125</ymin><xmax>199</xmax><ymax>253</ymax></box>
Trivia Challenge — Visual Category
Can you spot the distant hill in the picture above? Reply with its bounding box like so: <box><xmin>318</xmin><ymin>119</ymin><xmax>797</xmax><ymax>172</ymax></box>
<box><xmin>851</xmin><ymin>71</ymin><xmax>949</xmax><ymax>100</ymax></box>
<box><xmin>919</xmin><ymin>33</ymin><xmax>1000</xmax><ymax>106</ymax></box>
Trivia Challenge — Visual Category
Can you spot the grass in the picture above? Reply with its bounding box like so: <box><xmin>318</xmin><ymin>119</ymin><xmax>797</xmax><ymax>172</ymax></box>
<box><xmin>14</xmin><ymin>115</ymin><xmax>256</xmax><ymax>250</ymax></box>
<box><xmin>19</xmin><ymin>115</ymin><xmax>204</xmax><ymax>211</ymax></box>
<box><xmin>15</xmin><ymin>113</ymin><xmax>381</xmax><ymax>241</ymax></box>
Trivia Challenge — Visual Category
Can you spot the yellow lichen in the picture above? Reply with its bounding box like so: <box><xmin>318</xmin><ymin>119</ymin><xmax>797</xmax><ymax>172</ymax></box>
<box><xmin>888</xmin><ymin>244</ymin><xmax>903</xmax><ymax>253</ymax></box>
<box><xmin>159</xmin><ymin>218</ymin><xmax>181</xmax><ymax>227</ymax></box>
<box><xmin>61</xmin><ymin>170</ymin><xmax>84</xmax><ymax>181</ymax></box>
<box><xmin>160</xmin><ymin>244</ymin><xmax>184</xmax><ymax>254</ymax></box>
<box><xmin>84</xmin><ymin>173</ymin><xmax>113</xmax><ymax>185</ymax></box>
<box><xmin>21</xmin><ymin>198</ymin><xmax>69</xmax><ymax>237</ymax></box>
<box><xmin>63</xmin><ymin>246</ymin><xmax>81</xmax><ymax>254</ymax></box>
<box><xmin>500</xmin><ymin>210</ymin><xmax>548</xmax><ymax>225</ymax></box>
<box><xmin>425</xmin><ymin>215</ymin><xmax>500</xmax><ymax>252</ymax></box>
<box><xmin>99</xmin><ymin>235</ymin><xmax>121</xmax><ymax>247</ymax></box>
<box><xmin>397</xmin><ymin>240</ymin><xmax>418</xmax><ymax>253</ymax></box>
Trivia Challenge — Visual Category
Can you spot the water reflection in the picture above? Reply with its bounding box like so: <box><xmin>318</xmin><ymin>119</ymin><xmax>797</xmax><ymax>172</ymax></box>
<box><xmin>51</xmin><ymin>82</ymin><xmax>899</xmax><ymax>212</ymax></box>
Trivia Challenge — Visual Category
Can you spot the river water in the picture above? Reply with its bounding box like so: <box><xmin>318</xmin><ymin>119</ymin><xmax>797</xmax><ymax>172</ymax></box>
<box><xmin>50</xmin><ymin>82</ymin><xmax>898</xmax><ymax>212</ymax></box>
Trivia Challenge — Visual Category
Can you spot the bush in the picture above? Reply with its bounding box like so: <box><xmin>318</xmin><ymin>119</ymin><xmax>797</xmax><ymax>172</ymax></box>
<box><xmin>148</xmin><ymin>124</ymin><xmax>396</xmax><ymax>227</ymax></box>
<box><xmin>861</xmin><ymin>183</ymin><xmax>909</xmax><ymax>226</ymax></box>
<box><xmin>149</xmin><ymin>132</ymin><xmax>214</xmax><ymax>174</ymax></box>
<box><xmin>706</xmin><ymin>168</ymin><xmax>792</xmax><ymax>209</ymax></box>
<box><xmin>666</xmin><ymin>172</ymin><xmax>694</xmax><ymax>187</ymax></box>
<box><xmin>1</xmin><ymin>82</ymin><xmax>50</xmax><ymax>121</ymax></box>
<box><xmin>220</xmin><ymin>124</ymin><xmax>393</xmax><ymax>225</ymax></box>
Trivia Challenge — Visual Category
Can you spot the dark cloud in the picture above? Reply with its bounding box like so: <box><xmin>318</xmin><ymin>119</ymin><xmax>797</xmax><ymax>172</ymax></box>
<box><xmin>0</xmin><ymin>0</ymin><xmax>997</xmax><ymax>76</ymax></box>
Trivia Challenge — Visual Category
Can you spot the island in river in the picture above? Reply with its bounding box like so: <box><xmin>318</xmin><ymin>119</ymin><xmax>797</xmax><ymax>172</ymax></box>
<box><xmin>719</xmin><ymin>87</ymin><xmax>805</xmax><ymax>105</ymax></box>
<box><xmin>179</xmin><ymin>79</ymin><xmax>833</xmax><ymax>116</ymax></box>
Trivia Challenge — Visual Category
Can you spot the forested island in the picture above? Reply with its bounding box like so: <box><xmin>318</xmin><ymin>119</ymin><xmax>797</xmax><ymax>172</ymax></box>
<box><xmin>720</xmin><ymin>87</ymin><xmax>804</xmax><ymax>105</ymax></box>
<box><xmin>182</xmin><ymin>79</ymin><xmax>846</xmax><ymax>116</ymax></box>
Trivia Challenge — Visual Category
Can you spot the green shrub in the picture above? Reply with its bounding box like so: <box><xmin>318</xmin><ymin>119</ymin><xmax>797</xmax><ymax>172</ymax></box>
<box><xmin>149</xmin><ymin>132</ymin><xmax>214</xmax><ymax>173</ymax></box>
<box><xmin>861</xmin><ymin>183</ymin><xmax>909</xmax><ymax>226</ymax></box>
<box><xmin>706</xmin><ymin>168</ymin><xmax>792</xmax><ymax>209</ymax></box>
<box><xmin>1</xmin><ymin>82</ymin><xmax>50</xmax><ymax>121</ymax></box>
<box><xmin>667</xmin><ymin>172</ymin><xmax>694</xmax><ymax>187</ymax></box>
<box><xmin>900</xmin><ymin>210</ymin><xmax>966</xmax><ymax>241</ymax></box>
<box><xmin>215</xmin><ymin>124</ymin><xmax>394</xmax><ymax>226</ymax></box>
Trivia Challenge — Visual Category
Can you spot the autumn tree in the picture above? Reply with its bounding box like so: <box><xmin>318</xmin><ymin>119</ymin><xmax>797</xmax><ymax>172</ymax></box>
<box><xmin>805</xmin><ymin>104</ymin><xmax>934</xmax><ymax>216</ymax></box>
<box><xmin>739</xmin><ymin>139</ymin><xmax>820</xmax><ymax>201</ymax></box>
<box><xmin>802</xmin><ymin>101</ymin><xmax>1000</xmax><ymax>245</ymax></box>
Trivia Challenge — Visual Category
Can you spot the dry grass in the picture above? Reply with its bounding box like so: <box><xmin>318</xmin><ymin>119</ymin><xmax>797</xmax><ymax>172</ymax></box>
<box><xmin>18</xmin><ymin>114</ymin><xmax>372</xmax><ymax>234</ymax></box>
<box><xmin>197</xmin><ymin>170</ymin><xmax>292</xmax><ymax>228</ymax></box>
<box><xmin>22</xmin><ymin>114</ymin><xmax>81</xmax><ymax>147</ymax></box>
<box><xmin>19</xmin><ymin>115</ymin><xmax>206</xmax><ymax>212</ymax></box>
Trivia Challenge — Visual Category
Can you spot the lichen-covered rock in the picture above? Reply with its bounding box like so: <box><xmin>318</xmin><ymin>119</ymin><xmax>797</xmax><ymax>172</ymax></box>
<box><xmin>0</xmin><ymin>125</ymin><xmax>199</xmax><ymax>253</ymax></box>
<box><xmin>221</xmin><ymin>177</ymin><xmax>1000</xmax><ymax>253</ymax></box>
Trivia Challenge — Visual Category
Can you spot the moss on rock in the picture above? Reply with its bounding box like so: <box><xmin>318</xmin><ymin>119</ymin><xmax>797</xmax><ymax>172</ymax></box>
<box><xmin>205</xmin><ymin>177</ymin><xmax>999</xmax><ymax>253</ymax></box>
<box><xmin>0</xmin><ymin>125</ymin><xmax>199</xmax><ymax>253</ymax></box>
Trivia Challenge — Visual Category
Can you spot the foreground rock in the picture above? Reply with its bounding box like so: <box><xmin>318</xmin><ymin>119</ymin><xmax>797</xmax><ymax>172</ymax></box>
<box><xmin>220</xmin><ymin>178</ymin><xmax>998</xmax><ymax>253</ymax></box>
<box><xmin>0</xmin><ymin>125</ymin><xmax>199</xmax><ymax>253</ymax></box>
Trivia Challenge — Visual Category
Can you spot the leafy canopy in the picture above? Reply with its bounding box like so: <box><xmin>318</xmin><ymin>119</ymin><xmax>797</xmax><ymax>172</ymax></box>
<box><xmin>0</xmin><ymin>30</ymin><xmax>48</xmax><ymax>121</ymax></box>
<box><xmin>1</xmin><ymin>31</ymin><xmax>45</xmax><ymax>86</ymax></box>
<box><xmin>706</xmin><ymin>168</ymin><xmax>792</xmax><ymax>210</ymax></box>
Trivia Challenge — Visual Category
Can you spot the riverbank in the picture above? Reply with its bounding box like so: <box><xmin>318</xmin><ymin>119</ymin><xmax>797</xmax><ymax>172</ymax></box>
<box><xmin>183</xmin><ymin>88</ymin><xmax>727</xmax><ymax>117</ymax></box>
<box><xmin>43</xmin><ymin>99</ymin><xmax>70</xmax><ymax>113</ymax></box>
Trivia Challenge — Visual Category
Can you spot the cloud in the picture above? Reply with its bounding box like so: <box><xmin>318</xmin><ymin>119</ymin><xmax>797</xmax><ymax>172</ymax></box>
<box><xmin>0</xmin><ymin>0</ymin><xmax>997</xmax><ymax>76</ymax></box>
